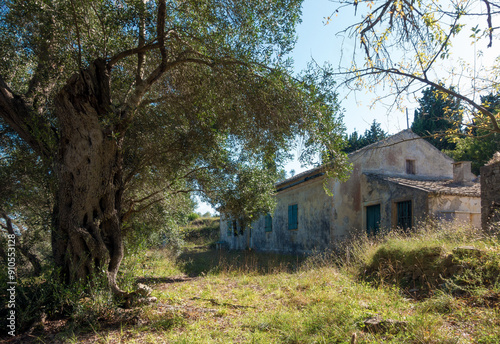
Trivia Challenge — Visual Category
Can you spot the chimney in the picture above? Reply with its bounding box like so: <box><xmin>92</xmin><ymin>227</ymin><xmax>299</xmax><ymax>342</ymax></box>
<box><xmin>453</xmin><ymin>161</ymin><xmax>474</xmax><ymax>185</ymax></box>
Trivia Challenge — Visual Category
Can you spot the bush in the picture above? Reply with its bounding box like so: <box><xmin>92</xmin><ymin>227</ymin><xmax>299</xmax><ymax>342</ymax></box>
<box><xmin>187</xmin><ymin>212</ymin><xmax>200</xmax><ymax>222</ymax></box>
<box><xmin>182</xmin><ymin>217</ymin><xmax>220</xmax><ymax>246</ymax></box>
<box><xmin>125</xmin><ymin>219</ymin><xmax>185</xmax><ymax>257</ymax></box>
<box><xmin>0</xmin><ymin>263</ymin><xmax>150</xmax><ymax>335</ymax></box>
<box><xmin>0</xmin><ymin>268</ymin><xmax>87</xmax><ymax>333</ymax></box>
<box><xmin>343</xmin><ymin>220</ymin><xmax>500</xmax><ymax>298</ymax></box>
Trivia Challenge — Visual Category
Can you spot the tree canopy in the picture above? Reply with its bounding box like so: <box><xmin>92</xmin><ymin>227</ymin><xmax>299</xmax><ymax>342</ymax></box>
<box><xmin>446</xmin><ymin>92</ymin><xmax>500</xmax><ymax>174</ymax></box>
<box><xmin>0</xmin><ymin>0</ymin><xmax>348</xmax><ymax>292</ymax></box>
<box><xmin>344</xmin><ymin>119</ymin><xmax>387</xmax><ymax>153</ymax></box>
<box><xmin>411</xmin><ymin>85</ymin><xmax>462</xmax><ymax>150</ymax></box>
<box><xmin>333</xmin><ymin>0</ymin><xmax>500</xmax><ymax>137</ymax></box>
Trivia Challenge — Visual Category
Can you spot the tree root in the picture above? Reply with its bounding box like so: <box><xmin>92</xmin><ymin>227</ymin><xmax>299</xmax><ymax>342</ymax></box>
<box><xmin>121</xmin><ymin>283</ymin><xmax>158</xmax><ymax>308</ymax></box>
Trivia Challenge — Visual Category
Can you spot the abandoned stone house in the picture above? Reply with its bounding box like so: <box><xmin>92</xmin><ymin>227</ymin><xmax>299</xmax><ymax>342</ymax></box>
<box><xmin>220</xmin><ymin>130</ymin><xmax>481</xmax><ymax>253</ymax></box>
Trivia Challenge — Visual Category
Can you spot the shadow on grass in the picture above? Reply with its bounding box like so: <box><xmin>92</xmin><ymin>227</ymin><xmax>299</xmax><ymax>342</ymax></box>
<box><xmin>176</xmin><ymin>248</ymin><xmax>308</xmax><ymax>277</ymax></box>
<box><xmin>135</xmin><ymin>276</ymin><xmax>196</xmax><ymax>285</ymax></box>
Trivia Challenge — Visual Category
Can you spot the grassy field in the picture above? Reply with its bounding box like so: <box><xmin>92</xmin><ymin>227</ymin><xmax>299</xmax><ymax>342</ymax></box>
<box><xmin>6</xmin><ymin>219</ymin><xmax>500</xmax><ymax>343</ymax></box>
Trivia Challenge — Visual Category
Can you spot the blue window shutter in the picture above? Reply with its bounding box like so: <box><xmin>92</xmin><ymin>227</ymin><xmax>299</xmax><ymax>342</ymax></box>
<box><xmin>288</xmin><ymin>204</ymin><xmax>298</xmax><ymax>230</ymax></box>
<box><xmin>293</xmin><ymin>204</ymin><xmax>299</xmax><ymax>229</ymax></box>
<box><xmin>293</xmin><ymin>204</ymin><xmax>298</xmax><ymax>229</ymax></box>
<box><xmin>366</xmin><ymin>204</ymin><xmax>381</xmax><ymax>235</ymax></box>
<box><xmin>265</xmin><ymin>214</ymin><xmax>272</xmax><ymax>232</ymax></box>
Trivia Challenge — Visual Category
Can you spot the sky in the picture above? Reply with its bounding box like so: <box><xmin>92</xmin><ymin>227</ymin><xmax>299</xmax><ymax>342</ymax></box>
<box><xmin>293</xmin><ymin>0</ymin><xmax>416</xmax><ymax>135</ymax></box>
<box><xmin>277</xmin><ymin>0</ymin><xmax>421</xmax><ymax>183</ymax></box>
<box><xmin>196</xmin><ymin>0</ymin><xmax>497</xmax><ymax>215</ymax></box>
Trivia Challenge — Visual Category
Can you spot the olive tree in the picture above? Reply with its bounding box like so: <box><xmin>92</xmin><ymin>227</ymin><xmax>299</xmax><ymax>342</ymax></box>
<box><xmin>0</xmin><ymin>0</ymin><xmax>347</xmax><ymax>296</ymax></box>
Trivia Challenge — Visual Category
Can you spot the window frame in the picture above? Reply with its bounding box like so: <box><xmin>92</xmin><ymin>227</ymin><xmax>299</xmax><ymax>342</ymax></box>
<box><xmin>406</xmin><ymin>159</ymin><xmax>416</xmax><ymax>175</ymax></box>
<box><xmin>396</xmin><ymin>200</ymin><xmax>413</xmax><ymax>230</ymax></box>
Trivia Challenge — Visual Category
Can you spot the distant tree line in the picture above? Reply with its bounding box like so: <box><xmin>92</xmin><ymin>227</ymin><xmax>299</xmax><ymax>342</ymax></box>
<box><xmin>343</xmin><ymin>120</ymin><xmax>388</xmax><ymax>153</ymax></box>
<box><xmin>341</xmin><ymin>87</ymin><xmax>500</xmax><ymax>175</ymax></box>
<box><xmin>411</xmin><ymin>86</ymin><xmax>500</xmax><ymax>175</ymax></box>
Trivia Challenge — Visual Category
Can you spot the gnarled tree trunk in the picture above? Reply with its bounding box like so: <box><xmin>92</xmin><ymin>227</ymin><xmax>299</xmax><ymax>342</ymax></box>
<box><xmin>52</xmin><ymin>59</ymin><xmax>126</xmax><ymax>295</ymax></box>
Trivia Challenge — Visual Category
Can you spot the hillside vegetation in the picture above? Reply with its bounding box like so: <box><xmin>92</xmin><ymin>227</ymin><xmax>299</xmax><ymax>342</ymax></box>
<box><xmin>181</xmin><ymin>216</ymin><xmax>221</xmax><ymax>248</ymax></box>
<box><xmin>5</xmin><ymin>220</ymin><xmax>500</xmax><ymax>343</ymax></box>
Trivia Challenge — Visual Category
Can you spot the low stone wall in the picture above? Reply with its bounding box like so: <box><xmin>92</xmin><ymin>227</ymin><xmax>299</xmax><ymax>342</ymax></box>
<box><xmin>480</xmin><ymin>158</ymin><xmax>500</xmax><ymax>229</ymax></box>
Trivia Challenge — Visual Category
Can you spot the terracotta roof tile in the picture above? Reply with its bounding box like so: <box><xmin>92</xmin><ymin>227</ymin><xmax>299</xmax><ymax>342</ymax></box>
<box><xmin>366</xmin><ymin>173</ymin><xmax>480</xmax><ymax>197</ymax></box>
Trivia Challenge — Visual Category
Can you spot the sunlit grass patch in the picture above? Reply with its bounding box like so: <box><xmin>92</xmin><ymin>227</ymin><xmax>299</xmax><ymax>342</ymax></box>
<box><xmin>16</xmin><ymin>220</ymin><xmax>500</xmax><ymax>343</ymax></box>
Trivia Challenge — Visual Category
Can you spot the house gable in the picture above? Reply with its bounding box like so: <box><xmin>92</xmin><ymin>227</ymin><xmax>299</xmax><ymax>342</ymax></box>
<box><xmin>348</xmin><ymin>130</ymin><xmax>455</xmax><ymax>179</ymax></box>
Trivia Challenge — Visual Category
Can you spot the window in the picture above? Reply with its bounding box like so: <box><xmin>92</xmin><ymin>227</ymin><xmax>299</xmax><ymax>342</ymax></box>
<box><xmin>406</xmin><ymin>159</ymin><xmax>416</xmax><ymax>174</ymax></box>
<box><xmin>264</xmin><ymin>214</ymin><xmax>273</xmax><ymax>232</ymax></box>
<box><xmin>239</xmin><ymin>219</ymin><xmax>245</xmax><ymax>235</ymax></box>
<box><xmin>226</xmin><ymin>220</ymin><xmax>238</xmax><ymax>236</ymax></box>
<box><xmin>232</xmin><ymin>220</ymin><xmax>238</xmax><ymax>236</ymax></box>
<box><xmin>288</xmin><ymin>204</ymin><xmax>298</xmax><ymax>230</ymax></box>
<box><xmin>396</xmin><ymin>200</ymin><xmax>412</xmax><ymax>229</ymax></box>
<box><xmin>366</xmin><ymin>204</ymin><xmax>381</xmax><ymax>235</ymax></box>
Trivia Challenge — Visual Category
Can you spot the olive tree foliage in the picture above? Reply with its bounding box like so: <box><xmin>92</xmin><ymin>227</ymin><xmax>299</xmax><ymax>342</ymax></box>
<box><xmin>0</xmin><ymin>0</ymin><xmax>347</xmax><ymax>294</ymax></box>
<box><xmin>0</xmin><ymin>129</ymin><xmax>51</xmax><ymax>276</ymax></box>
<box><xmin>332</xmin><ymin>0</ymin><xmax>500</xmax><ymax>137</ymax></box>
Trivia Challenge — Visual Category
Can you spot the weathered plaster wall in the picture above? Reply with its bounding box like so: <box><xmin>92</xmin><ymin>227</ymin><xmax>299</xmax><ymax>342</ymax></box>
<box><xmin>360</xmin><ymin>174</ymin><xmax>429</xmax><ymax>231</ymax></box>
<box><xmin>221</xmin><ymin>176</ymin><xmax>333</xmax><ymax>253</ymax></box>
<box><xmin>428</xmin><ymin>195</ymin><xmax>481</xmax><ymax>227</ymax></box>
<box><xmin>350</xmin><ymin>130</ymin><xmax>454</xmax><ymax>178</ymax></box>
<box><xmin>219</xmin><ymin>216</ymin><xmax>250</xmax><ymax>250</ymax></box>
<box><xmin>331</xmin><ymin>131</ymin><xmax>455</xmax><ymax>238</ymax></box>
<box><xmin>480</xmin><ymin>160</ymin><xmax>500</xmax><ymax>228</ymax></box>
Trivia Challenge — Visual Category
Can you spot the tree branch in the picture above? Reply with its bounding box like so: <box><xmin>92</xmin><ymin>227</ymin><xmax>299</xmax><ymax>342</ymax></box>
<box><xmin>0</xmin><ymin>74</ymin><xmax>54</xmax><ymax>158</ymax></box>
<box><xmin>24</xmin><ymin>11</ymin><xmax>61</xmax><ymax>116</ymax></box>
<box><xmin>359</xmin><ymin>1</ymin><xmax>393</xmax><ymax>59</ymax></box>
<box><xmin>0</xmin><ymin>211</ymin><xmax>42</xmax><ymax>276</ymax></box>
<box><xmin>69</xmin><ymin>0</ymin><xmax>83</xmax><ymax>69</ymax></box>
<box><xmin>482</xmin><ymin>0</ymin><xmax>494</xmax><ymax>47</ymax></box>
<box><xmin>121</xmin><ymin>196</ymin><xmax>165</xmax><ymax>223</ymax></box>
<box><xmin>341</xmin><ymin>66</ymin><xmax>500</xmax><ymax>133</ymax></box>
<box><xmin>136</xmin><ymin>0</ymin><xmax>147</xmax><ymax>86</ymax></box>
<box><xmin>108</xmin><ymin>43</ymin><xmax>161</xmax><ymax>67</ymax></box>
<box><xmin>157</xmin><ymin>0</ymin><xmax>167</xmax><ymax>63</ymax></box>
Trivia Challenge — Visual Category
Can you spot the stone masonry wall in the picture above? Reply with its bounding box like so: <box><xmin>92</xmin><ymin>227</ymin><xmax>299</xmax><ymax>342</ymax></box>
<box><xmin>480</xmin><ymin>160</ymin><xmax>500</xmax><ymax>229</ymax></box>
